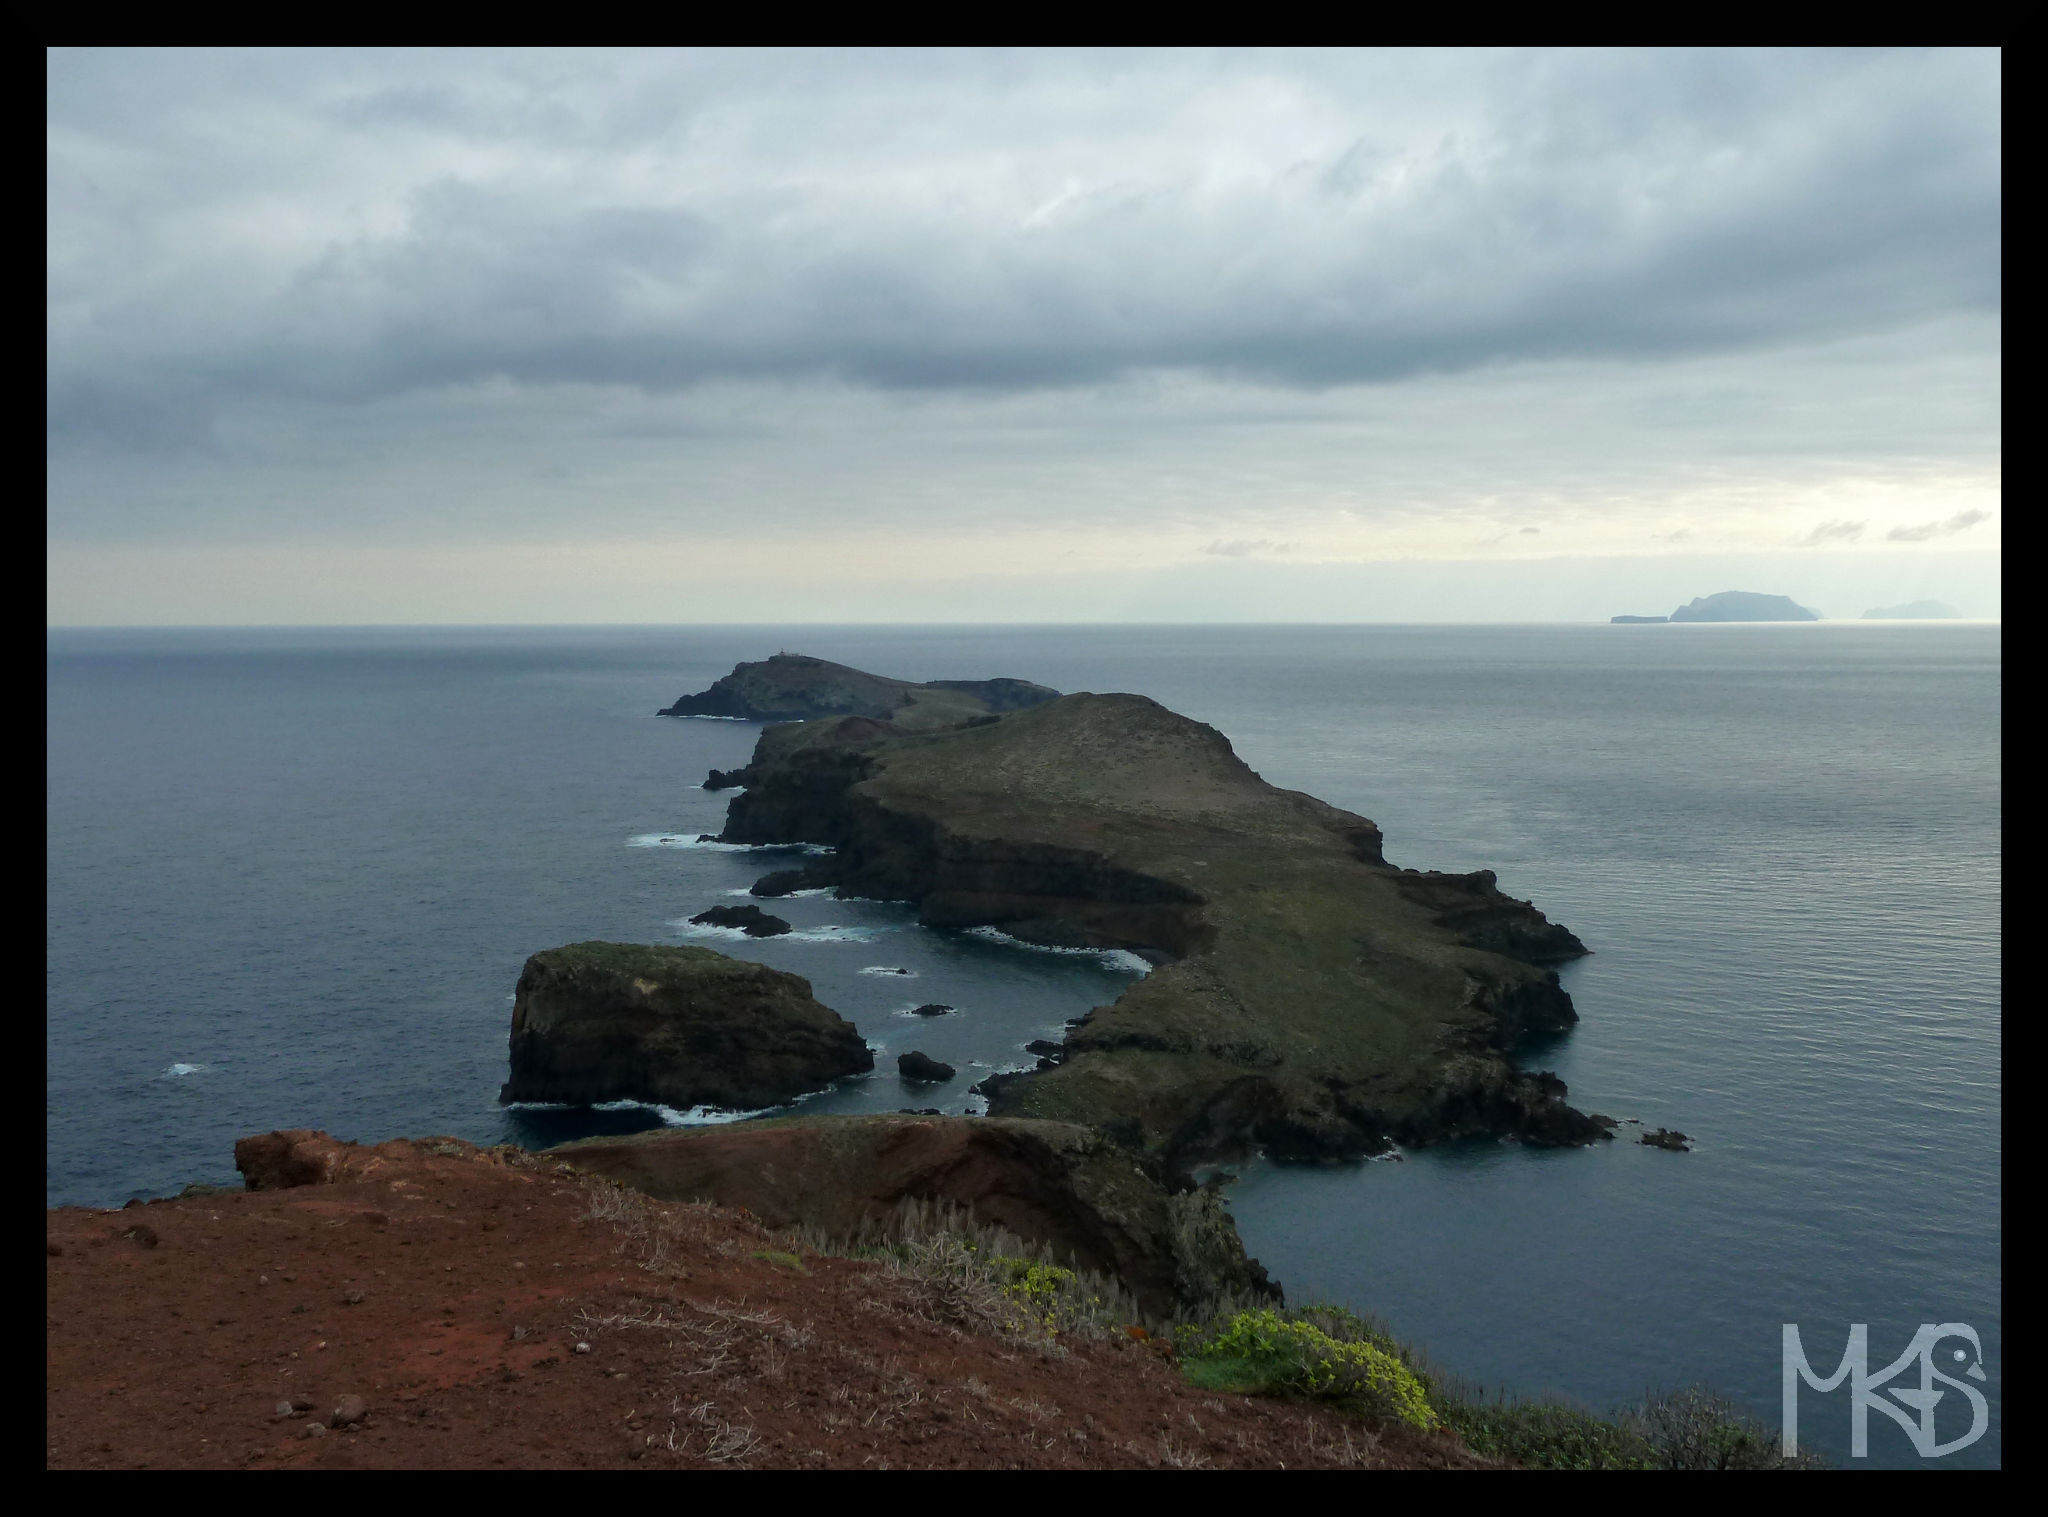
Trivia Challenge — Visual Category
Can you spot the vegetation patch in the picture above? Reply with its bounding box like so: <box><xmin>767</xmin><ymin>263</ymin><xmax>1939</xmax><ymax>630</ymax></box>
<box><xmin>1441</xmin><ymin>1398</ymin><xmax>1655</xmax><ymax>1469</ymax></box>
<box><xmin>1441</xmin><ymin>1385</ymin><xmax>1819</xmax><ymax>1470</ymax></box>
<box><xmin>1176</xmin><ymin>1306</ymin><xmax>1437</xmax><ymax>1432</ymax></box>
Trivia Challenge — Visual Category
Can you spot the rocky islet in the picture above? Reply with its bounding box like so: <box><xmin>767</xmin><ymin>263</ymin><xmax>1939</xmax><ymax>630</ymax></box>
<box><xmin>497</xmin><ymin>941</ymin><xmax>872</xmax><ymax>1111</ymax></box>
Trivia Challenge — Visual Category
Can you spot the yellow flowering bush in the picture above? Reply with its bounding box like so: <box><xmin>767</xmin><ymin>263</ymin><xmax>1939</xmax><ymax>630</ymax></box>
<box><xmin>1180</xmin><ymin>1308</ymin><xmax>1438</xmax><ymax>1432</ymax></box>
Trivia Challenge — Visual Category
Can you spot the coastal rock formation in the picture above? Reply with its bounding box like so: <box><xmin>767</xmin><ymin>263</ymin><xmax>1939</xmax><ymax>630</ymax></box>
<box><xmin>550</xmin><ymin>1113</ymin><xmax>1276</xmax><ymax>1317</ymax></box>
<box><xmin>712</xmin><ymin>677</ymin><xmax>1607</xmax><ymax>1167</ymax></box>
<box><xmin>234</xmin><ymin>1129</ymin><xmax>519</xmax><ymax>1191</ymax></box>
<box><xmin>688</xmin><ymin>904</ymin><xmax>791</xmax><ymax>937</ymax></box>
<box><xmin>750</xmin><ymin>867</ymin><xmax>827</xmax><ymax>898</ymax></box>
<box><xmin>898</xmin><ymin>1050</ymin><xmax>956</xmax><ymax>1082</ymax></box>
<box><xmin>660</xmin><ymin>652</ymin><xmax>1060</xmax><ymax>726</ymax></box>
<box><xmin>1668</xmin><ymin>591</ymin><xmax>1819</xmax><ymax>622</ymax></box>
<box><xmin>498</xmin><ymin>941</ymin><xmax>872</xmax><ymax>1110</ymax></box>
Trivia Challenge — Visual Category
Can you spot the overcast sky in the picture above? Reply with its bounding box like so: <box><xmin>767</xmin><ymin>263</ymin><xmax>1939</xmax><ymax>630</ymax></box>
<box><xmin>47</xmin><ymin>47</ymin><xmax>2000</xmax><ymax>624</ymax></box>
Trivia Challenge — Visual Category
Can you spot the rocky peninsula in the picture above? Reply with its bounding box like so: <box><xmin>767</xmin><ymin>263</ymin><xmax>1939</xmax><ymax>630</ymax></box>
<box><xmin>679</xmin><ymin>658</ymin><xmax>1609</xmax><ymax>1168</ymax></box>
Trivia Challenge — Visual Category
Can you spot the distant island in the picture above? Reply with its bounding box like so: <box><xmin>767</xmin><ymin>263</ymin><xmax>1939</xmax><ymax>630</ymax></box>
<box><xmin>1862</xmin><ymin>599</ymin><xmax>1961</xmax><ymax>620</ymax></box>
<box><xmin>1613</xmin><ymin>590</ymin><xmax>1820</xmax><ymax>624</ymax></box>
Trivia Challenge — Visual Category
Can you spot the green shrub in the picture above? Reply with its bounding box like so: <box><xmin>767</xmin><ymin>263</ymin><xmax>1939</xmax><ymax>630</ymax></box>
<box><xmin>1177</xmin><ymin>1307</ymin><xmax>1438</xmax><ymax>1432</ymax></box>
<box><xmin>1440</xmin><ymin>1385</ymin><xmax>1822</xmax><ymax>1470</ymax></box>
<box><xmin>993</xmin><ymin>1257</ymin><xmax>1092</xmax><ymax>1337</ymax></box>
<box><xmin>1627</xmin><ymin>1385</ymin><xmax>1821</xmax><ymax>1470</ymax></box>
<box><xmin>798</xmin><ymin>1200</ymin><xmax>1139</xmax><ymax>1352</ymax></box>
<box><xmin>1442</xmin><ymin>1397</ymin><xmax>1656</xmax><ymax>1469</ymax></box>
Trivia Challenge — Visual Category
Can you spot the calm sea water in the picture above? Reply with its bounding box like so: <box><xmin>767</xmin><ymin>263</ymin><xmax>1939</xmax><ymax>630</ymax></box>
<box><xmin>46</xmin><ymin>623</ymin><xmax>2000</xmax><ymax>1467</ymax></box>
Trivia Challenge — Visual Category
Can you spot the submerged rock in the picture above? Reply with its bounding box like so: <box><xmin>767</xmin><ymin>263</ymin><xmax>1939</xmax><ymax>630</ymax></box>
<box><xmin>498</xmin><ymin>941</ymin><xmax>872</xmax><ymax>1111</ymax></box>
<box><xmin>1640</xmin><ymin>1127</ymin><xmax>1692</xmax><ymax>1152</ymax></box>
<box><xmin>688</xmin><ymin>904</ymin><xmax>791</xmax><ymax>937</ymax></box>
<box><xmin>910</xmin><ymin>1002</ymin><xmax>955</xmax><ymax>1017</ymax></box>
<box><xmin>550</xmin><ymin>1113</ymin><xmax>1277</xmax><ymax>1318</ymax></box>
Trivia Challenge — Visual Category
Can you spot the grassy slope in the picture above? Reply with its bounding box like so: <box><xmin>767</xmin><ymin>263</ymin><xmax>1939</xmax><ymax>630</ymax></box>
<box><xmin>843</xmin><ymin>694</ymin><xmax>1560</xmax><ymax>1145</ymax></box>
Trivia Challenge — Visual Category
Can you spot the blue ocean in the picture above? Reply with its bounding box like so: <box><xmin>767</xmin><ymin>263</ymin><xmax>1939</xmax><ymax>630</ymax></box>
<box><xmin>45</xmin><ymin>623</ymin><xmax>2001</xmax><ymax>1467</ymax></box>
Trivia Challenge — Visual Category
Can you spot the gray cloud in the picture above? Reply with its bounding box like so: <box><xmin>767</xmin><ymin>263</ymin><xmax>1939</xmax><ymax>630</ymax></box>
<box><xmin>1203</xmin><ymin>538</ymin><xmax>1296</xmax><ymax>557</ymax></box>
<box><xmin>1795</xmin><ymin>519</ymin><xmax>1867</xmax><ymax>546</ymax></box>
<box><xmin>1886</xmin><ymin>508</ymin><xmax>1993</xmax><ymax>542</ymax></box>
<box><xmin>47</xmin><ymin>48</ymin><xmax>2000</xmax><ymax>453</ymax></box>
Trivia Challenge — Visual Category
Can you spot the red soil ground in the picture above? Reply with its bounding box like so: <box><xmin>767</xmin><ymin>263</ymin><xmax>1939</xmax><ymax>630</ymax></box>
<box><xmin>46</xmin><ymin>1137</ymin><xmax>1491</xmax><ymax>1470</ymax></box>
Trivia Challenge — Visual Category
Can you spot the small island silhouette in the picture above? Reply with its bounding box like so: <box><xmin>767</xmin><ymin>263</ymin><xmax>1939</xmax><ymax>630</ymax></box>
<box><xmin>1612</xmin><ymin>590</ymin><xmax>1820</xmax><ymax>624</ymax></box>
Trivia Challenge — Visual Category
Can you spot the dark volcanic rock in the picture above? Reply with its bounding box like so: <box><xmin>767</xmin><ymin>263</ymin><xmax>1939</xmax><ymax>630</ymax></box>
<box><xmin>897</xmin><ymin>1051</ymin><xmax>956</xmax><ymax>1083</ymax></box>
<box><xmin>1641</xmin><ymin>1127</ymin><xmax>1692</xmax><ymax>1151</ymax></box>
<box><xmin>749</xmin><ymin>863</ymin><xmax>837</xmax><ymax>897</ymax></box>
<box><xmin>235</xmin><ymin>1130</ymin><xmax>357</xmax><ymax>1191</ymax></box>
<box><xmin>498</xmin><ymin>942</ymin><xmax>872</xmax><ymax>1110</ymax></box>
<box><xmin>688</xmin><ymin>904</ymin><xmax>791</xmax><ymax>937</ymax></box>
<box><xmin>703</xmin><ymin>767</ymin><xmax>752</xmax><ymax>791</ymax></box>
<box><xmin>1390</xmin><ymin>867</ymin><xmax>1588</xmax><ymax>965</ymax></box>
<box><xmin>1025</xmin><ymin>1039</ymin><xmax>1067</xmax><ymax>1069</ymax></box>
<box><xmin>660</xmin><ymin>652</ymin><xmax>1059</xmax><ymax>724</ymax></box>
<box><xmin>1669</xmin><ymin>590</ymin><xmax>1819</xmax><ymax>622</ymax></box>
<box><xmin>910</xmin><ymin>1003</ymin><xmax>955</xmax><ymax>1017</ymax></box>
<box><xmin>550</xmin><ymin>1113</ymin><xmax>1277</xmax><ymax>1318</ymax></box>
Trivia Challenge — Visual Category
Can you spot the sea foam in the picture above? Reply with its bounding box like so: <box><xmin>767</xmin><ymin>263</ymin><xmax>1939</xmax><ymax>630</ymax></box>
<box><xmin>627</xmin><ymin>833</ymin><xmax>835</xmax><ymax>856</ymax></box>
<box><xmin>961</xmin><ymin>926</ymin><xmax>1153</xmax><ymax>974</ymax></box>
<box><xmin>591</xmin><ymin>1098</ymin><xmax>778</xmax><ymax>1126</ymax></box>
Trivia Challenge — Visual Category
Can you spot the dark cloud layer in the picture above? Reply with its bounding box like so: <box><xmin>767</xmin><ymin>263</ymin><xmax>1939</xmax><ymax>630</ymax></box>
<box><xmin>48</xmin><ymin>48</ymin><xmax>1999</xmax><ymax>453</ymax></box>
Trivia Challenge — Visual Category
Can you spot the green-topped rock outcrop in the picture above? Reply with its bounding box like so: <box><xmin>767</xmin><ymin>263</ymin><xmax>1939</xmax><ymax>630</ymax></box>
<box><xmin>660</xmin><ymin>651</ymin><xmax>1059</xmax><ymax>725</ymax></box>
<box><xmin>711</xmin><ymin>675</ymin><xmax>1608</xmax><ymax>1167</ymax></box>
<box><xmin>498</xmin><ymin>941</ymin><xmax>873</xmax><ymax>1111</ymax></box>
